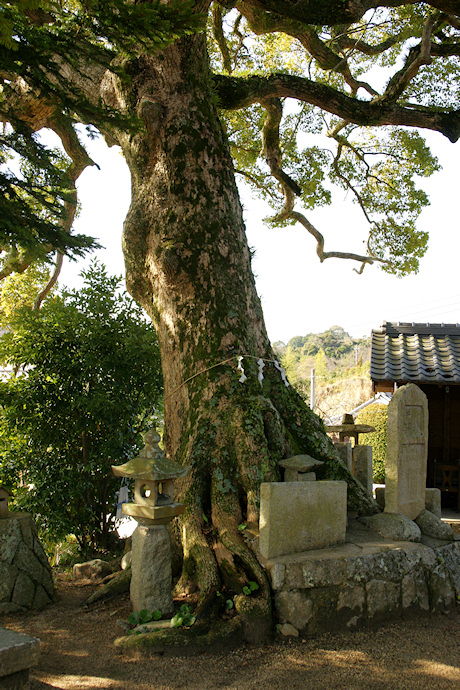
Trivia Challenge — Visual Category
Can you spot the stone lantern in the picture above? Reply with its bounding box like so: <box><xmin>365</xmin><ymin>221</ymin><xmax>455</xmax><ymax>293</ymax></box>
<box><xmin>111</xmin><ymin>428</ymin><xmax>190</xmax><ymax>615</ymax></box>
<box><xmin>112</xmin><ymin>428</ymin><xmax>190</xmax><ymax>526</ymax></box>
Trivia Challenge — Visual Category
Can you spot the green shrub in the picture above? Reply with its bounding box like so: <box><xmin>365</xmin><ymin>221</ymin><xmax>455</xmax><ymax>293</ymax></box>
<box><xmin>356</xmin><ymin>404</ymin><xmax>388</xmax><ymax>483</ymax></box>
<box><xmin>0</xmin><ymin>262</ymin><xmax>163</xmax><ymax>554</ymax></box>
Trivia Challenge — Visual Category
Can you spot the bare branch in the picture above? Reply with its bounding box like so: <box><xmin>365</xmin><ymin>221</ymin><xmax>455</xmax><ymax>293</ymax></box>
<box><xmin>290</xmin><ymin>210</ymin><xmax>390</xmax><ymax>269</ymax></box>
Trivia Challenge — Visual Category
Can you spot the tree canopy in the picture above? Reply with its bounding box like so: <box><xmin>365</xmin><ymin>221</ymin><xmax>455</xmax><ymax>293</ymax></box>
<box><xmin>3</xmin><ymin>1</ymin><xmax>459</xmax><ymax>280</ymax></box>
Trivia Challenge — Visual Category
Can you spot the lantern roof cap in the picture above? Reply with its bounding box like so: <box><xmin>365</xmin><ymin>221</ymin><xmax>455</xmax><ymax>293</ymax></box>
<box><xmin>111</xmin><ymin>428</ymin><xmax>190</xmax><ymax>481</ymax></box>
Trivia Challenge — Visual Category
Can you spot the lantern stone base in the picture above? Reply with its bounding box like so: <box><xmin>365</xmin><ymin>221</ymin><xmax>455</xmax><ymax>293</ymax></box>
<box><xmin>131</xmin><ymin>524</ymin><xmax>174</xmax><ymax>615</ymax></box>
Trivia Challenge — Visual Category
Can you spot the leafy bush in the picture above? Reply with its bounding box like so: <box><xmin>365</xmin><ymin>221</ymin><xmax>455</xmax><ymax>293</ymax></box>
<box><xmin>0</xmin><ymin>261</ymin><xmax>163</xmax><ymax>554</ymax></box>
<box><xmin>355</xmin><ymin>404</ymin><xmax>388</xmax><ymax>483</ymax></box>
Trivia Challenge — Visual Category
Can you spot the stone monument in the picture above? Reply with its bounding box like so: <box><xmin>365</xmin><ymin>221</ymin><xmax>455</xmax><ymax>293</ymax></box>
<box><xmin>384</xmin><ymin>384</ymin><xmax>428</xmax><ymax>519</ymax></box>
<box><xmin>0</xmin><ymin>486</ymin><xmax>55</xmax><ymax>613</ymax></box>
<box><xmin>112</xmin><ymin>429</ymin><xmax>190</xmax><ymax>615</ymax></box>
<box><xmin>259</xmin><ymin>480</ymin><xmax>347</xmax><ymax>559</ymax></box>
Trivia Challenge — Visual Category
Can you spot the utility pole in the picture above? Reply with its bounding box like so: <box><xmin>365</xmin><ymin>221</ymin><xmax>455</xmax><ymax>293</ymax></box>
<box><xmin>310</xmin><ymin>368</ymin><xmax>315</xmax><ymax>411</ymax></box>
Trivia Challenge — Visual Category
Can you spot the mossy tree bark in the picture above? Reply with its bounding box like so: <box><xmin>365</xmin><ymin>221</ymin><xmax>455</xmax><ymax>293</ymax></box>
<box><xmin>106</xmin><ymin>32</ymin><xmax>376</xmax><ymax>621</ymax></box>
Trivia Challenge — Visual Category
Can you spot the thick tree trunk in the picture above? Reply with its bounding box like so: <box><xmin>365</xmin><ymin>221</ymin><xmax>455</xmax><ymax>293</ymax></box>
<box><xmin>111</xmin><ymin>32</ymin><xmax>375</xmax><ymax>623</ymax></box>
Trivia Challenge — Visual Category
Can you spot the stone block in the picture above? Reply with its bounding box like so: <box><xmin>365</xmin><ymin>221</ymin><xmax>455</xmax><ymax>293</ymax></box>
<box><xmin>275</xmin><ymin>591</ymin><xmax>313</xmax><ymax>631</ymax></box>
<box><xmin>352</xmin><ymin>445</ymin><xmax>373</xmax><ymax>495</ymax></box>
<box><xmin>334</xmin><ymin>442</ymin><xmax>352</xmax><ymax>472</ymax></box>
<box><xmin>385</xmin><ymin>384</ymin><xmax>428</xmax><ymax>520</ymax></box>
<box><xmin>426</xmin><ymin>562</ymin><xmax>456</xmax><ymax>613</ymax></box>
<box><xmin>0</xmin><ymin>563</ymin><xmax>18</xmax><ymax>603</ymax></box>
<box><xmin>0</xmin><ymin>627</ymin><xmax>40</xmax><ymax>682</ymax></box>
<box><xmin>375</xmin><ymin>487</ymin><xmax>442</xmax><ymax>518</ymax></box>
<box><xmin>259</xmin><ymin>481</ymin><xmax>347</xmax><ymax>559</ymax></box>
<box><xmin>366</xmin><ymin>579</ymin><xmax>400</xmax><ymax>619</ymax></box>
<box><xmin>402</xmin><ymin>568</ymin><xmax>429</xmax><ymax>613</ymax></box>
<box><xmin>0</xmin><ymin>519</ymin><xmax>22</xmax><ymax>564</ymax></box>
<box><xmin>130</xmin><ymin>524</ymin><xmax>174</xmax><ymax>615</ymax></box>
<box><xmin>11</xmin><ymin>572</ymin><xmax>35</xmax><ymax>608</ymax></box>
<box><xmin>374</xmin><ymin>487</ymin><xmax>385</xmax><ymax>509</ymax></box>
<box><xmin>337</xmin><ymin>583</ymin><xmax>365</xmax><ymax>621</ymax></box>
<box><xmin>283</xmin><ymin>557</ymin><xmax>345</xmax><ymax>590</ymax></box>
<box><xmin>424</xmin><ymin>488</ymin><xmax>441</xmax><ymax>518</ymax></box>
<box><xmin>284</xmin><ymin>469</ymin><xmax>316</xmax><ymax>482</ymax></box>
<box><xmin>298</xmin><ymin>472</ymin><xmax>316</xmax><ymax>482</ymax></box>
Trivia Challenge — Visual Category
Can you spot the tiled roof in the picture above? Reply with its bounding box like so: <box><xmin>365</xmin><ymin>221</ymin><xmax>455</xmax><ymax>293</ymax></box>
<box><xmin>371</xmin><ymin>322</ymin><xmax>460</xmax><ymax>384</ymax></box>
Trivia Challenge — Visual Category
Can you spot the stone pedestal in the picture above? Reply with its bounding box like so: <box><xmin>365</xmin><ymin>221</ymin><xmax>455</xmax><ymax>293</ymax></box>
<box><xmin>130</xmin><ymin>524</ymin><xmax>174</xmax><ymax>615</ymax></box>
<box><xmin>385</xmin><ymin>384</ymin><xmax>428</xmax><ymax>520</ymax></box>
<box><xmin>0</xmin><ymin>513</ymin><xmax>54</xmax><ymax>613</ymax></box>
<box><xmin>352</xmin><ymin>445</ymin><xmax>373</xmax><ymax>495</ymax></box>
<box><xmin>334</xmin><ymin>442</ymin><xmax>352</xmax><ymax>472</ymax></box>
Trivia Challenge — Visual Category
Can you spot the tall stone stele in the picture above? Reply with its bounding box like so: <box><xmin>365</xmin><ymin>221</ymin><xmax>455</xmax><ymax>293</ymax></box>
<box><xmin>112</xmin><ymin>429</ymin><xmax>190</xmax><ymax>615</ymax></box>
<box><xmin>385</xmin><ymin>383</ymin><xmax>429</xmax><ymax>520</ymax></box>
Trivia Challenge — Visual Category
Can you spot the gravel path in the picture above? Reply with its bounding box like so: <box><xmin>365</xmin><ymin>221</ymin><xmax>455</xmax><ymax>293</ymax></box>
<box><xmin>3</xmin><ymin>575</ymin><xmax>460</xmax><ymax>689</ymax></box>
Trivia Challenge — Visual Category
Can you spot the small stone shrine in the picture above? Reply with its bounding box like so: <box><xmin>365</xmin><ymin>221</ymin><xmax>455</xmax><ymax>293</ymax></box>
<box><xmin>278</xmin><ymin>454</ymin><xmax>324</xmax><ymax>482</ymax></box>
<box><xmin>112</xmin><ymin>429</ymin><xmax>190</xmax><ymax>615</ymax></box>
<box><xmin>0</xmin><ymin>486</ymin><xmax>54</xmax><ymax>613</ymax></box>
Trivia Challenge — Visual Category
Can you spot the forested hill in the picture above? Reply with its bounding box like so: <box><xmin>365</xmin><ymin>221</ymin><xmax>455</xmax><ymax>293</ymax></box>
<box><xmin>274</xmin><ymin>326</ymin><xmax>372</xmax><ymax>420</ymax></box>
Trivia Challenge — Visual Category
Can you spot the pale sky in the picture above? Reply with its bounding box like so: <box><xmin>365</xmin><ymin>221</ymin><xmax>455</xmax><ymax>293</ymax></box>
<box><xmin>64</xmin><ymin>129</ymin><xmax>460</xmax><ymax>344</ymax></box>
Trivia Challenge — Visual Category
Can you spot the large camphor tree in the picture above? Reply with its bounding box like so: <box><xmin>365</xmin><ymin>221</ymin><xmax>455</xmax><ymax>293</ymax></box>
<box><xmin>3</xmin><ymin>1</ymin><xmax>460</xmax><ymax>626</ymax></box>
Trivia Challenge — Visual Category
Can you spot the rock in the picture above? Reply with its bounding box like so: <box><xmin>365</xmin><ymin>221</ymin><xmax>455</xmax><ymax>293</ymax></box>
<box><xmin>121</xmin><ymin>551</ymin><xmax>132</xmax><ymax>570</ymax></box>
<box><xmin>0</xmin><ymin>602</ymin><xmax>25</xmax><ymax>614</ymax></box>
<box><xmin>278</xmin><ymin>623</ymin><xmax>299</xmax><ymax>637</ymax></box>
<box><xmin>278</xmin><ymin>454</ymin><xmax>324</xmax><ymax>472</ymax></box>
<box><xmin>84</xmin><ymin>567</ymin><xmax>131</xmax><ymax>606</ymax></box>
<box><xmin>73</xmin><ymin>559</ymin><xmax>113</xmax><ymax>581</ymax></box>
<box><xmin>415</xmin><ymin>510</ymin><xmax>454</xmax><ymax>541</ymax></box>
<box><xmin>358</xmin><ymin>513</ymin><xmax>421</xmax><ymax>542</ymax></box>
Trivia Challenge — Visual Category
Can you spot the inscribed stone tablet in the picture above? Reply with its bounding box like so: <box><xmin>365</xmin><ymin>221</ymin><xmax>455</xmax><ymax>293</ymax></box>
<box><xmin>385</xmin><ymin>384</ymin><xmax>428</xmax><ymax>520</ymax></box>
<box><xmin>259</xmin><ymin>481</ymin><xmax>347</xmax><ymax>559</ymax></box>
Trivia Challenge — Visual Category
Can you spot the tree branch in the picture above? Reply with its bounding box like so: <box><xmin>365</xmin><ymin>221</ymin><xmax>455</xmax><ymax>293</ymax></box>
<box><xmin>375</xmin><ymin>12</ymin><xmax>437</xmax><ymax>105</ymax></box>
<box><xmin>260</xmin><ymin>98</ymin><xmax>300</xmax><ymax>220</ymax></box>
<box><xmin>237</xmin><ymin>2</ymin><xmax>379</xmax><ymax>96</ymax></box>
<box><xmin>290</xmin><ymin>210</ymin><xmax>390</xmax><ymax>270</ymax></box>
<box><xmin>238</xmin><ymin>1</ymin><xmax>460</xmax><ymax>26</ymax></box>
<box><xmin>214</xmin><ymin>72</ymin><xmax>460</xmax><ymax>141</ymax></box>
<box><xmin>212</xmin><ymin>4</ymin><xmax>233</xmax><ymax>73</ymax></box>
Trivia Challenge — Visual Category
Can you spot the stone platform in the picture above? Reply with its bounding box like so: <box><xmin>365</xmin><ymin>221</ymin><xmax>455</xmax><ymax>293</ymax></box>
<box><xmin>259</xmin><ymin>520</ymin><xmax>460</xmax><ymax>635</ymax></box>
<box><xmin>0</xmin><ymin>627</ymin><xmax>40</xmax><ymax>689</ymax></box>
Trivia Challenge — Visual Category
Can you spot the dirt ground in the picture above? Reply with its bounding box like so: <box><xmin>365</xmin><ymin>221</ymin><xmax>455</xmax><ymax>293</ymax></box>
<box><xmin>2</xmin><ymin>575</ymin><xmax>460</xmax><ymax>690</ymax></box>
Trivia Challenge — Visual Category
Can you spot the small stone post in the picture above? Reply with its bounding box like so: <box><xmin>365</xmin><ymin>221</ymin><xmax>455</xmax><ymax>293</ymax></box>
<box><xmin>352</xmin><ymin>445</ymin><xmax>373</xmax><ymax>495</ymax></box>
<box><xmin>334</xmin><ymin>442</ymin><xmax>353</xmax><ymax>472</ymax></box>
